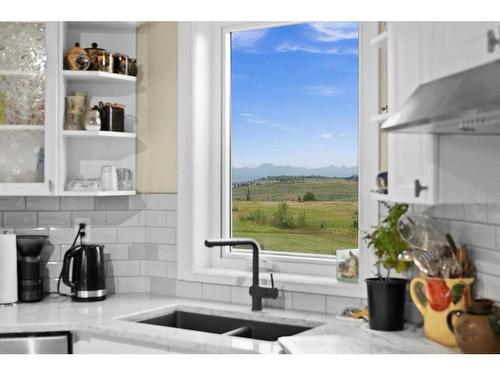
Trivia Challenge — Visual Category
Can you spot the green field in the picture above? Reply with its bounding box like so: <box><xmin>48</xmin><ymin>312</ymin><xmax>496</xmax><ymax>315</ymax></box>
<box><xmin>232</xmin><ymin>178</ymin><xmax>358</xmax><ymax>255</ymax></box>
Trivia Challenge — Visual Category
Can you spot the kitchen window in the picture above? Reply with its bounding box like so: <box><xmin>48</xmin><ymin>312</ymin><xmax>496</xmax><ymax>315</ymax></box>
<box><xmin>178</xmin><ymin>22</ymin><xmax>379</xmax><ymax>296</ymax></box>
<box><xmin>224</xmin><ymin>23</ymin><xmax>359</xmax><ymax>258</ymax></box>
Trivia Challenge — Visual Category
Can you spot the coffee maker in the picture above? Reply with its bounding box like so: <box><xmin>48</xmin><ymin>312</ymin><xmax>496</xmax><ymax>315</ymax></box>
<box><xmin>16</xmin><ymin>235</ymin><xmax>48</xmax><ymax>302</ymax></box>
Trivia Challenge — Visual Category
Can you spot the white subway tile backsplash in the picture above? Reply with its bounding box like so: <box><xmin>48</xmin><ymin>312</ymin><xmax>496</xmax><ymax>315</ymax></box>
<box><xmin>143</xmin><ymin>260</ymin><xmax>168</xmax><ymax>278</ymax></box>
<box><xmin>230</xmin><ymin>286</ymin><xmax>250</xmax><ymax>305</ymax></box>
<box><xmin>263</xmin><ymin>290</ymin><xmax>293</xmax><ymax>309</ymax></box>
<box><xmin>128</xmin><ymin>243</ymin><xmax>147</xmax><ymax>259</ymax></box>
<box><xmin>3</xmin><ymin>211</ymin><xmax>37</xmax><ymax>227</ymax></box>
<box><xmin>147</xmin><ymin>227</ymin><xmax>176</xmax><ymax>244</ymax></box>
<box><xmin>92</xmin><ymin>227</ymin><xmax>118</xmax><ymax>243</ymax></box>
<box><xmin>61</xmin><ymin>197</ymin><xmax>95</xmax><ymax>211</ymax></box>
<box><xmin>106</xmin><ymin>211</ymin><xmax>141</xmax><ymax>226</ymax></box>
<box><xmin>143</xmin><ymin>210</ymin><xmax>167</xmax><ymax>227</ymax></box>
<box><xmin>42</xmin><ymin>261</ymin><xmax>62</xmax><ymax>279</ymax></box>
<box><xmin>117</xmin><ymin>277</ymin><xmax>148</xmax><ymax>293</ymax></box>
<box><xmin>0</xmin><ymin>197</ymin><xmax>25</xmax><ymax>210</ymax></box>
<box><xmin>38</xmin><ymin>212</ymin><xmax>72</xmax><ymax>227</ymax></box>
<box><xmin>464</xmin><ymin>204</ymin><xmax>488</xmax><ymax>223</ymax></box>
<box><xmin>27</xmin><ymin>197</ymin><xmax>60</xmax><ymax>211</ymax></box>
<box><xmin>202</xmin><ymin>283</ymin><xmax>231</xmax><ymax>303</ymax></box>
<box><xmin>326</xmin><ymin>296</ymin><xmax>363</xmax><ymax>315</ymax></box>
<box><xmin>49</xmin><ymin>227</ymin><xmax>76</xmax><ymax>244</ymax></box>
<box><xmin>149</xmin><ymin>277</ymin><xmax>176</xmax><ymax>296</ymax></box>
<box><xmin>95</xmin><ymin>196</ymin><xmax>129</xmax><ymax>211</ymax></box>
<box><xmin>158</xmin><ymin>244</ymin><xmax>177</xmax><ymax>262</ymax></box>
<box><xmin>40</xmin><ymin>244</ymin><xmax>61</xmax><ymax>262</ymax></box>
<box><xmin>128</xmin><ymin>194</ymin><xmax>147</xmax><ymax>210</ymax></box>
<box><xmin>72</xmin><ymin>211</ymin><xmax>106</xmax><ymax>226</ymax></box>
<box><xmin>469</xmin><ymin>223</ymin><xmax>495</xmax><ymax>249</ymax></box>
<box><xmin>117</xmin><ymin>227</ymin><xmax>146</xmax><ymax>243</ymax></box>
<box><xmin>292</xmin><ymin>292</ymin><xmax>326</xmax><ymax>313</ymax></box>
<box><xmin>157</xmin><ymin>194</ymin><xmax>177</xmax><ymax>210</ymax></box>
<box><xmin>106</xmin><ymin>260</ymin><xmax>141</xmax><ymax>277</ymax></box>
<box><xmin>469</xmin><ymin>247</ymin><xmax>500</xmax><ymax>276</ymax></box>
<box><xmin>165</xmin><ymin>262</ymin><xmax>177</xmax><ymax>279</ymax></box>
<box><xmin>176</xmin><ymin>280</ymin><xmax>202</xmax><ymax>299</ymax></box>
<box><xmin>103</xmin><ymin>244</ymin><xmax>129</xmax><ymax>260</ymax></box>
<box><xmin>486</xmin><ymin>275</ymin><xmax>500</xmax><ymax>302</ymax></box>
<box><xmin>166</xmin><ymin>211</ymin><xmax>177</xmax><ymax>227</ymax></box>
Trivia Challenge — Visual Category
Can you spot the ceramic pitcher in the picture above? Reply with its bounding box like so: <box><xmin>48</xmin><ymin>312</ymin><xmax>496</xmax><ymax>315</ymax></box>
<box><xmin>410</xmin><ymin>276</ymin><xmax>474</xmax><ymax>347</ymax></box>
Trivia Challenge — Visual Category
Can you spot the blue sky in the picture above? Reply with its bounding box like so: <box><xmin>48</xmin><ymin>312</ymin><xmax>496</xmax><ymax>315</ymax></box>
<box><xmin>231</xmin><ymin>22</ymin><xmax>359</xmax><ymax>169</ymax></box>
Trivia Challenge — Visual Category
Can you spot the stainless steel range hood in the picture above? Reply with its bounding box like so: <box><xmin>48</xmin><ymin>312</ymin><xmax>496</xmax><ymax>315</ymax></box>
<box><xmin>382</xmin><ymin>60</ymin><xmax>500</xmax><ymax>134</ymax></box>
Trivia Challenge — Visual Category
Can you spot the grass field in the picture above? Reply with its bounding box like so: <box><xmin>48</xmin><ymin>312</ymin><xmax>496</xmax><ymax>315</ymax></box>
<box><xmin>232</xmin><ymin>178</ymin><xmax>358</xmax><ymax>255</ymax></box>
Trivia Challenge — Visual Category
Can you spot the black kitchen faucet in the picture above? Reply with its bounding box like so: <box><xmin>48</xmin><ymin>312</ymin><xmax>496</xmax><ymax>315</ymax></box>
<box><xmin>204</xmin><ymin>238</ymin><xmax>279</xmax><ymax>311</ymax></box>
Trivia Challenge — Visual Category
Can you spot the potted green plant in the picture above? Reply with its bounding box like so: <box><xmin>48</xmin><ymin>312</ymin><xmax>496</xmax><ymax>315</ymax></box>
<box><xmin>364</xmin><ymin>203</ymin><xmax>410</xmax><ymax>331</ymax></box>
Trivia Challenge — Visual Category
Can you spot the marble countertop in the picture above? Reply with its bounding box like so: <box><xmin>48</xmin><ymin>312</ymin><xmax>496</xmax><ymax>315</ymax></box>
<box><xmin>0</xmin><ymin>294</ymin><xmax>454</xmax><ymax>354</ymax></box>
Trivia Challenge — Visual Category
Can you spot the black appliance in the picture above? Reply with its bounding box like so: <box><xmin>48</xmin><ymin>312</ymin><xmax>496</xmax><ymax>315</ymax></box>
<box><xmin>61</xmin><ymin>243</ymin><xmax>107</xmax><ymax>302</ymax></box>
<box><xmin>16</xmin><ymin>235</ymin><xmax>48</xmax><ymax>302</ymax></box>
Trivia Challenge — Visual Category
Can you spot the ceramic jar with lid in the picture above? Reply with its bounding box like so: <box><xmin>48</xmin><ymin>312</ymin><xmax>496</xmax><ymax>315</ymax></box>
<box><xmin>447</xmin><ymin>298</ymin><xmax>500</xmax><ymax>353</ymax></box>
<box><xmin>64</xmin><ymin>43</ymin><xmax>90</xmax><ymax>71</ymax></box>
<box><xmin>85</xmin><ymin>42</ymin><xmax>113</xmax><ymax>72</ymax></box>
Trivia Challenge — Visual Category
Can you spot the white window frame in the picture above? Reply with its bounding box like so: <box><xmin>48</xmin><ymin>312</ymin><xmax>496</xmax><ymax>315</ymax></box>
<box><xmin>178</xmin><ymin>21</ymin><xmax>380</xmax><ymax>297</ymax></box>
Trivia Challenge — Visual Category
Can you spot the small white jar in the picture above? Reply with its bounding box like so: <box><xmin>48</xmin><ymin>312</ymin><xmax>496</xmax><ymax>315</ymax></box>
<box><xmin>101</xmin><ymin>165</ymin><xmax>118</xmax><ymax>191</ymax></box>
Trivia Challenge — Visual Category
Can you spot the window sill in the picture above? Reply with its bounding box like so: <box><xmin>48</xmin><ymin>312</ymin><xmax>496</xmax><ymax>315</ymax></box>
<box><xmin>178</xmin><ymin>266</ymin><xmax>364</xmax><ymax>298</ymax></box>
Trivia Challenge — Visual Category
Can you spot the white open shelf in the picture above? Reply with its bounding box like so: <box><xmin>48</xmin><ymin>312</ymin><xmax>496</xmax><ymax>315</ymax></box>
<box><xmin>370</xmin><ymin>112</ymin><xmax>390</xmax><ymax>124</ymax></box>
<box><xmin>63</xmin><ymin>130</ymin><xmax>136</xmax><ymax>139</ymax></box>
<box><xmin>370</xmin><ymin>31</ymin><xmax>388</xmax><ymax>49</ymax></box>
<box><xmin>0</xmin><ymin>125</ymin><xmax>44</xmax><ymax>130</ymax></box>
<box><xmin>60</xmin><ymin>190</ymin><xmax>136</xmax><ymax>197</ymax></box>
<box><xmin>63</xmin><ymin>70</ymin><xmax>136</xmax><ymax>84</ymax></box>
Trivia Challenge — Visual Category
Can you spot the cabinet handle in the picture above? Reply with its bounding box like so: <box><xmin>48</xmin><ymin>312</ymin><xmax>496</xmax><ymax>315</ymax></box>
<box><xmin>414</xmin><ymin>179</ymin><xmax>428</xmax><ymax>198</ymax></box>
<box><xmin>49</xmin><ymin>180</ymin><xmax>54</xmax><ymax>192</ymax></box>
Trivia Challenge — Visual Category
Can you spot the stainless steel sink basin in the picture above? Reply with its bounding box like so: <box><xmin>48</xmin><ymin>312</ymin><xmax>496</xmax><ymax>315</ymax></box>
<box><xmin>138</xmin><ymin>310</ymin><xmax>313</xmax><ymax>342</ymax></box>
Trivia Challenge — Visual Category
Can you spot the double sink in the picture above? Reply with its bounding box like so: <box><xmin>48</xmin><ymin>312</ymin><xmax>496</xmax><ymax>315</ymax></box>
<box><xmin>126</xmin><ymin>307</ymin><xmax>321</xmax><ymax>343</ymax></box>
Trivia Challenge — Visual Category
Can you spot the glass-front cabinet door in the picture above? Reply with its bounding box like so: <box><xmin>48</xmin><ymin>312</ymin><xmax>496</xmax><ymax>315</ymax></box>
<box><xmin>0</xmin><ymin>22</ymin><xmax>56</xmax><ymax>195</ymax></box>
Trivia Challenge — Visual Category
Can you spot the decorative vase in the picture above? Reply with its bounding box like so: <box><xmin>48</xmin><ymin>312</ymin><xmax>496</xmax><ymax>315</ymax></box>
<box><xmin>447</xmin><ymin>298</ymin><xmax>500</xmax><ymax>354</ymax></box>
<box><xmin>366</xmin><ymin>277</ymin><xmax>407</xmax><ymax>331</ymax></box>
<box><xmin>410</xmin><ymin>276</ymin><xmax>474</xmax><ymax>347</ymax></box>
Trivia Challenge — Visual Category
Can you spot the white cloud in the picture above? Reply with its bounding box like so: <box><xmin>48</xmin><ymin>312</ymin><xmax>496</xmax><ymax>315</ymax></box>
<box><xmin>276</xmin><ymin>42</ymin><xmax>340</xmax><ymax>54</ymax></box>
<box><xmin>309</xmin><ymin>22</ymin><xmax>359</xmax><ymax>42</ymax></box>
<box><xmin>276</xmin><ymin>42</ymin><xmax>357</xmax><ymax>55</ymax></box>
<box><xmin>232</xmin><ymin>29</ymin><xmax>267</xmax><ymax>51</ymax></box>
<box><xmin>320</xmin><ymin>133</ymin><xmax>333</xmax><ymax>139</ymax></box>
<box><xmin>301</xmin><ymin>85</ymin><xmax>340</xmax><ymax>97</ymax></box>
<box><xmin>240</xmin><ymin>112</ymin><xmax>290</xmax><ymax>131</ymax></box>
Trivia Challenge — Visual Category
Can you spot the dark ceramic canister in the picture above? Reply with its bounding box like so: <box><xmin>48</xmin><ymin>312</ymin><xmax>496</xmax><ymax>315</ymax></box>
<box><xmin>447</xmin><ymin>298</ymin><xmax>500</xmax><ymax>354</ymax></box>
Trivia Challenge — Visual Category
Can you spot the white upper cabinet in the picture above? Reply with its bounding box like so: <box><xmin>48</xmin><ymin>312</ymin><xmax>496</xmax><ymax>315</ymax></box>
<box><xmin>386</xmin><ymin>21</ymin><xmax>500</xmax><ymax>204</ymax></box>
<box><xmin>387</xmin><ymin>22</ymin><xmax>437</xmax><ymax>204</ymax></box>
<box><xmin>0</xmin><ymin>22</ymin><xmax>57</xmax><ymax>196</ymax></box>
<box><xmin>429</xmin><ymin>22</ymin><xmax>500</xmax><ymax>81</ymax></box>
<box><xmin>0</xmin><ymin>21</ymin><xmax>137</xmax><ymax>196</ymax></box>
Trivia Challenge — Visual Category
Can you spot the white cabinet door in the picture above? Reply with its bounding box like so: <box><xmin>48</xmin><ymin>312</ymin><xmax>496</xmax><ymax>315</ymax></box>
<box><xmin>429</xmin><ymin>22</ymin><xmax>500</xmax><ymax>81</ymax></box>
<box><xmin>0</xmin><ymin>22</ymin><xmax>57</xmax><ymax>196</ymax></box>
<box><xmin>387</xmin><ymin>22</ymin><xmax>437</xmax><ymax>204</ymax></box>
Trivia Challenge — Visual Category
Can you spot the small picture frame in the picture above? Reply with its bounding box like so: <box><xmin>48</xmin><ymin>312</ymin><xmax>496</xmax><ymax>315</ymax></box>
<box><xmin>336</xmin><ymin>249</ymin><xmax>359</xmax><ymax>283</ymax></box>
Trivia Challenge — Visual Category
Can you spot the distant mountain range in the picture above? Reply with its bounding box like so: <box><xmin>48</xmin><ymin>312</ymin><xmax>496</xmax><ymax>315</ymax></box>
<box><xmin>232</xmin><ymin>163</ymin><xmax>358</xmax><ymax>183</ymax></box>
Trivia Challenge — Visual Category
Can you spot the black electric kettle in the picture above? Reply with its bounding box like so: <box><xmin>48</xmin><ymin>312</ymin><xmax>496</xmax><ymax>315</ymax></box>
<box><xmin>61</xmin><ymin>243</ymin><xmax>107</xmax><ymax>302</ymax></box>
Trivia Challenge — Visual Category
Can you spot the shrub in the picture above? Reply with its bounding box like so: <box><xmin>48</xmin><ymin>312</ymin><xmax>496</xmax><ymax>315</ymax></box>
<box><xmin>296</xmin><ymin>210</ymin><xmax>307</xmax><ymax>228</ymax></box>
<box><xmin>272</xmin><ymin>202</ymin><xmax>296</xmax><ymax>229</ymax></box>
<box><xmin>241</xmin><ymin>209</ymin><xmax>266</xmax><ymax>225</ymax></box>
<box><xmin>302</xmin><ymin>192</ymin><xmax>316</xmax><ymax>201</ymax></box>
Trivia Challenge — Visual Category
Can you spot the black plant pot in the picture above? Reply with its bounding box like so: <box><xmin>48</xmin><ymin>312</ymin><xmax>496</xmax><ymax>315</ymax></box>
<box><xmin>366</xmin><ymin>277</ymin><xmax>407</xmax><ymax>331</ymax></box>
